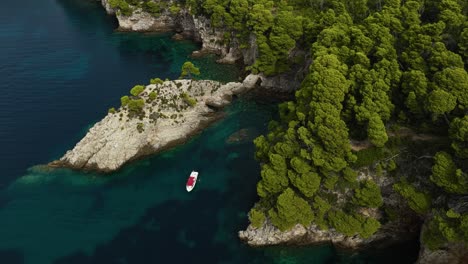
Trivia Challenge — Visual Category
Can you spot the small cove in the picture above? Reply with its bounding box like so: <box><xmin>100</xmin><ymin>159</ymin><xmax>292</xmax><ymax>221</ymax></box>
<box><xmin>0</xmin><ymin>0</ymin><xmax>419</xmax><ymax>263</ymax></box>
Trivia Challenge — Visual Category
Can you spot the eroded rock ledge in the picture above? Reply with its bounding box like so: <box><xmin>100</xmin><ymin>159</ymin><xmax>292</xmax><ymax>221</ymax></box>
<box><xmin>49</xmin><ymin>75</ymin><xmax>260</xmax><ymax>172</ymax></box>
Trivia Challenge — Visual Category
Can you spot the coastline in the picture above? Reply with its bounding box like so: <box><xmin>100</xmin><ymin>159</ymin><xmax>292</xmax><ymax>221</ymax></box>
<box><xmin>50</xmin><ymin>77</ymin><xmax>260</xmax><ymax>173</ymax></box>
<box><xmin>55</xmin><ymin>0</ymin><xmax>468</xmax><ymax>262</ymax></box>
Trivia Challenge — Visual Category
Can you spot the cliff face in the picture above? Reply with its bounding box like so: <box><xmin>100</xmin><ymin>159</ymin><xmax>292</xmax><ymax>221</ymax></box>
<box><xmin>239</xmin><ymin>167</ymin><xmax>420</xmax><ymax>249</ymax></box>
<box><xmin>416</xmin><ymin>198</ymin><xmax>468</xmax><ymax>264</ymax></box>
<box><xmin>98</xmin><ymin>0</ymin><xmax>305</xmax><ymax>92</ymax></box>
<box><xmin>50</xmin><ymin>75</ymin><xmax>260</xmax><ymax>172</ymax></box>
<box><xmin>417</xmin><ymin>238</ymin><xmax>468</xmax><ymax>264</ymax></box>
<box><xmin>117</xmin><ymin>9</ymin><xmax>176</xmax><ymax>32</ymax></box>
<box><xmin>100</xmin><ymin>0</ymin><xmax>115</xmax><ymax>15</ymax></box>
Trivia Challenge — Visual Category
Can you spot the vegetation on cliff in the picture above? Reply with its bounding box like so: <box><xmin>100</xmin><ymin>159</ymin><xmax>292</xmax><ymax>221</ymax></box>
<box><xmin>107</xmin><ymin>0</ymin><xmax>468</xmax><ymax>250</ymax></box>
<box><xmin>228</xmin><ymin>0</ymin><xmax>466</xmax><ymax>248</ymax></box>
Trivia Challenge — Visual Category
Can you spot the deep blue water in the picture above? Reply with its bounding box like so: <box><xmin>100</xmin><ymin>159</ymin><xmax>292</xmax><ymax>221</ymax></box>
<box><xmin>0</xmin><ymin>0</ymin><xmax>419</xmax><ymax>263</ymax></box>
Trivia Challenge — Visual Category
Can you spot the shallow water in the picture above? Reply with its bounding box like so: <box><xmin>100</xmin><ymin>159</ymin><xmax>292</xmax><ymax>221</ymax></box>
<box><xmin>0</xmin><ymin>0</ymin><xmax>419</xmax><ymax>263</ymax></box>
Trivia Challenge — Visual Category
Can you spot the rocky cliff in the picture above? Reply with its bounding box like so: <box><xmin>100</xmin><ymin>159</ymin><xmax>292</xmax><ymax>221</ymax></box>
<box><xmin>50</xmin><ymin>75</ymin><xmax>260</xmax><ymax>172</ymax></box>
<box><xmin>417</xmin><ymin>237</ymin><xmax>468</xmax><ymax>264</ymax></box>
<box><xmin>98</xmin><ymin>0</ymin><xmax>305</xmax><ymax>92</ymax></box>
<box><xmin>239</xmin><ymin>167</ymin><xmax>420</xmax><ymax>249</ymax></box>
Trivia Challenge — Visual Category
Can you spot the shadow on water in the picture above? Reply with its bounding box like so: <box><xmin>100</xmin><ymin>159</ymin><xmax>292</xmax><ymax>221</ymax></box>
<box><xmin>55</xmin><ymin>0</ymin><xmax>119</xmax><ymax>33</ymax></box>
<box><xmin>53</xmin><ymin>190</ymin><xmax>232</xmax><ymax>264</ymax></box>
<box><xmin>0</xmin><ymin>249</ymin><xmax>24</xmax><ymax>264</ymax></box>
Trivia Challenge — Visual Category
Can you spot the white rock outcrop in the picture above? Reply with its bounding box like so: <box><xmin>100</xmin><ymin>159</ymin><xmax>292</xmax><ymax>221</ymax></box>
<box><xmin>117</xmin><ymin>9</ymin><xmax>176</xmax><ymax>32</ymax></box>
<box><xmin>51</xmin><ymin>76</ymin><xmax>260</xmax><ymax>172</ymax></box>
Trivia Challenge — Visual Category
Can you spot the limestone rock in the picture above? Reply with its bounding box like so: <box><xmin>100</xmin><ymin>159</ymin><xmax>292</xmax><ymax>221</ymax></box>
<box><xmin>51</xmin><ymin>79</ymin><xmax>255</xmax><ymax>172</ymax></box>
<box><xmin>417</xmin><ymin>243</ymin><xmax>468</xmax><ymax>264</ymax></box>
<box><xmin>117</xmin><ymin>9</ymin><xmax>175</xmax><ymax>32</ymax></box>
<box><xmin>100</xmin><ymin>0</ymin><xmax>115</xmax><ymax>15</ymax></box>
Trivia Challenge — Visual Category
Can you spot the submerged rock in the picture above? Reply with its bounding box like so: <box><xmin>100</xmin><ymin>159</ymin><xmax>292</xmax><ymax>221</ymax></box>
<box><xmin>226</xmin><ymin>129</ymin><xmax>251</xmax><ymax>144</ymax></box>
<box><xmin>50</xmin><ymin>76</ymin><xmax>260</xmax><ymax>173</ymax></box>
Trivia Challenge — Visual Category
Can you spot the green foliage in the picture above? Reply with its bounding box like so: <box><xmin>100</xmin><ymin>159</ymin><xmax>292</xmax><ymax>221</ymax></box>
<box><xmin>367</xmin><ymin>115</ymin><xmax>388</xmax><ymax>147</ymax></box>
<box><xmin>431</xmin><ymin>151</ymin><xmax>468</xmax><ymax>194</ymax></box>
<box><xmin>120</xmin><ymin>96</ymin><xmax>130</xmax><ymax>107</ymax></box>
<box><xmin>433</xmin><ymin>68</ymin><xmax>468</xmax><ymax>109</ymax></box>
<box><xmin>128</xmin><ymin>99</ymin><xmax>145</xmax><ymax>113</ymax></box>
<box><xmin>426</xmin><ymin>89</ymin><xmax>457</xmax><ymax>115</ymax></box>
<box><xmin>288</xmin><ymin>170</ymin><xmax>321</xmax><ymax>198</ymax></box>
<box><xmin>148</xmin><ymin>91</ymin><xmax>157</xmax><ymax>101</ymax></box>
<box><xmin>257</xmin><ymin>163</ymin><xmax>289</xmax><ymax>198</ymax></box>
<box><xmin>169</xmin><ymin>4</ymin><xmax>181</xmax><ymax>15</ymax></box>
<box><xmin>354</xmin><ymin>147</ymin><xmax>385</xmax><ymax>168</ymax></box>
<box><xmin>387</xmin><ymin>159</ymin><xmax>397</xmax><ymax>171</ymax></box>
<box><xmin>449</xmin><ymin>116</ymin><xmax>468</xmax><ymax>158</ymax></box>
<box><xmin>150</xmin><ymin>78</ymin><xmax>164</xmax><ymax>85</ymax></box>
<box><xmin>108</xmin><ymin>107</ymin><xmax>116</xmax><ymax>114</ymax></box>
<box><xmin>248</xmin><ymin>208</ymin><xmax>265</xmax><ymax>228</ymax></box>
<box><xmin>352</xmin><ymin>180</ymin><xmax>383</xmax><ymax>208</ymax></box>
<box><xmin>328</xmin><ymin>210</ymin><xmax>381</xmax><ymax>239</ymax></box>
<box><xmin>136</xmin><ymin>122</ymin><xmax>144</xmax><ymax>133</ymax></box>
<box><xmin>181</xmin><ymin>93</ymin><xmax>197</xmax><ymax>107</ymax></box>
<box><xmin>313</xmin><ymin>196</ymin><xmax>331</xmax><ymax>230</ymax></box>
<box><xmin>323</xmin><ymin>175</ymin><xmax>339</xmax><ymax>190</ymax></box>
<box><xmin>179</xmin><ymin>0</ymin><xmax>468</xmax><ymax>241</ymax></box>
<box><xmin>130</xmin><ymin>85</ymin><xmax>145</xmax><ymax>96</ymax></box>
<box><xmin>343</xmin><ymin>167</ymin><xmax>358</xmax><ymax>183</ymax></box>
<box><xmin>393</xmin><ymin>180</ymin><xmax>431</xmax><ymax>214</ymax></box>
<box><xmin>108</xmin><ymin>0</ymin><xmax>132</xmax><ymax>16</ymax></box>
<box><xmin>143</xmin><ymin>1</ymin><xmax>160</xmax><ymax>15</ymax></box>
<box><xmin>269</xmin><ymin>188</ymin><xmax>314</xmax><ymax>231</ymax></box>
<box><xmin>422</xmin><ymin>209</ymin><xmax>468</xmax><ymax>250</ymax></box>
<box><xmin>180</xmin><ymin>62</ymin><xmax>200</xmax><ymax>79</ymax></box>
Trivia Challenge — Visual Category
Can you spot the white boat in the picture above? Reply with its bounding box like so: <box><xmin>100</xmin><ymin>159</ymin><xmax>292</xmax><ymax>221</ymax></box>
<box><xmin>186</xmin><ymin>171</ymin><xmax>198</xmax><ymax>192</ymax></box>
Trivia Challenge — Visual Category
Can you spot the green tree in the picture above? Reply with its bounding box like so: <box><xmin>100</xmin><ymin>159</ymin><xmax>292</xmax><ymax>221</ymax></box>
<box><xmin>393</xmin><ymin>180</ymin><xmax>431</xmax><ymax>214</ymax></box>
<box><xmin>180</xmin><ymin>62</ymin><xmax>200</xmax><ymax>79</ymax></box>
<box><xmin>127</xmin><ymin>99</ymin><xmax>145</xmax><ymax>113</ymax></box>
<box><xmin>352</xmin><ymin>180</ymin><xmax>383</xmax><ymax>208</ymax></box>
<box><xmin>269</xmin><ymin>188</ymin><xmax>314</xmax><ymax>231</ymax></box>
<box><xmin>121</xmin><ymin>95</ymin><xmax>130</xmax><ymax>107</ymax></box>
<box><xmin>433</xmin><ymin>68</ymin><xmax>468</xmax><ymax>110</ymax></box>
<box><xmin>149</xmin><ymin>91</ymin><xmax>157</xmax><ymax>101</ymax></box>
<box><xmin>367</xmin><ymin>115</ymin><xmax>388</xmax><ymax>147</ymax></box>
<box><xmin>181</xmin><ymin>93</ymin><xmax>197</xmax><ymax>107</ymax></box>
<box><xmin>249</xmin><ymin>208</ymin><xmax>266</xmax><ymax>228</ymax></box>
<box><xmin>449</xmin><ymin>116</ymin><xmax>468</xmax><ymax>158</ymax></box>
<box><xmin>288</xmin><ymin>170</ymin><xmax>321</xmax><ymax>197</ymax></box>
<box><xmin>431</xmin><ymin>151</ymin><xmax>468</xmax><ymax>194</ymax></box>
<box><xmin>130</xmin><ymin>85</ymin><xmax>145</xmax><ymax>96</ymax></box>
<box><xmin>257</xmin><ymin>164</ymin><xmax>289</xmax><ymax>197</ymax></box>
<box><xmin>150</xmin><ymin>78</ymin><xmax>164</xmax><ymax>85</ymax></box>
<box><xmin>426</xmin><ymin>89</ymin><xmax>457</xmax><ymax>116</ymax></box>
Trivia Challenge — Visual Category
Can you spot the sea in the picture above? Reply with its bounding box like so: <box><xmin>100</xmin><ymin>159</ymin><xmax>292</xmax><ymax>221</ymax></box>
<box><xmin>0</xmin><ymin>0</ymin><xmax>419</xmax><ymax>263</ymax></box>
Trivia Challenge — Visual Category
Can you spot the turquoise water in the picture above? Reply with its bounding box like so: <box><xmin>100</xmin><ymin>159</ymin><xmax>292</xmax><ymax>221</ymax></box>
<box><xmin>0</xmin><ymin>0</ymin><xmax>419</xmax><ymax>263</ymax></box>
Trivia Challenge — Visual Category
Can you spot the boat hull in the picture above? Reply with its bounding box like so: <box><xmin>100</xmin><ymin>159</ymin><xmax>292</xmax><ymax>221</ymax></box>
<box><xmin>186</xmin><ymin>171</ymin><xmax>198</xmax><ymax>192</ymax></box>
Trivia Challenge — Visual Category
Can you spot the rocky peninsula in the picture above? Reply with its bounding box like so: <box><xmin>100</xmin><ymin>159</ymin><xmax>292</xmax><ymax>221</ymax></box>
<box><xmin>50</xmin><ymin>75</ymin><xmax>260</xmax><ymax>172</ymax></box>
<box><xmin>61</xmin><ymin>1</ymin><xmax>468</xmax><ymax>263</ymax></box>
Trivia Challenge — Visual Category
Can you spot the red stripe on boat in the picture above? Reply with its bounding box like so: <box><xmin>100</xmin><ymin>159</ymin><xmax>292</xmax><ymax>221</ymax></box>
<box><xmin>186</xmin><ymin>176</ymin><xmax>195</xmax><ymax>186</ymax></box>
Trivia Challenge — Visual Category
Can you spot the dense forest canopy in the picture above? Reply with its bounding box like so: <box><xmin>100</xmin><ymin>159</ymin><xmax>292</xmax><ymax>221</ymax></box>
<box><xmin>110</xmin><ymin>0</ymin><xmax>468</xmax><ymax>250</ymax></box>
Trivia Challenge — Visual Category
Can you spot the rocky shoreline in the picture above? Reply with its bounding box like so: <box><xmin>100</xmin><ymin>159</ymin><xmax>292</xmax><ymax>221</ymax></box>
<box><xmin>239</xmin><ymin>166</ymin><xmax>422</xmax><ymax>250</ymax></box>
<box><xmin>98</xmin><ymin>0</ymin><xmax>307</xmax><ymax>93</ymax></box>
<box><xmin>49</xmin><ymin>75</ymin><xmax>260</xmax><ymax>172</ymax></box>
<box><xmin>65</xmin><ymin>1</ymin><xmax>468</xmax><ymax>263</ymax></box>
